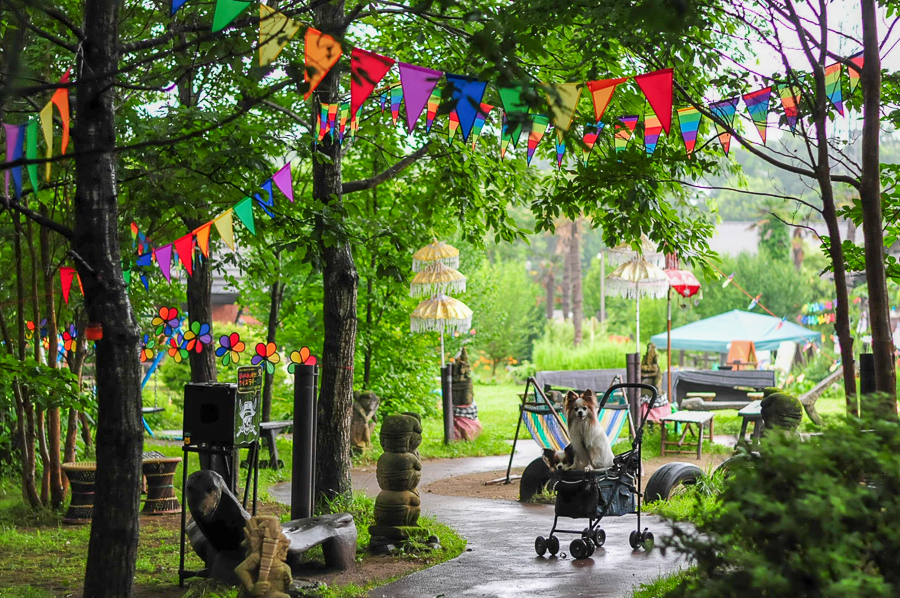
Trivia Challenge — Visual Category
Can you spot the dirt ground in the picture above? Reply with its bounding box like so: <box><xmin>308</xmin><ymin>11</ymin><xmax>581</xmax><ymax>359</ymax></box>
<box><xmin>422</xmin><ymin>453</ymin><xmax>729</xmax><ymax>501</ymax></box>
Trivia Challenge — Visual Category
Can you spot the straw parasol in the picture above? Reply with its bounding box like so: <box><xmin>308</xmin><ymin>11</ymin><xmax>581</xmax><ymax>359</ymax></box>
<box><xmin>606</xmin><ymin>257</ymin><xmax>669</xmax><ymax>353</ymax></box>
<box><xmin>412</xmin><ymin>240</ymin><xmax>460</xmax><ymax>272</ymax></box>
<box><xmin>606</xmin><ymin>235</ymin><xmax>665</xmax><ymax>268</ymax></box>
<box><xmin>409</xmin><ymin>262</ymin><xmax>467</xmax><ymax>297</ymax></box>
<box><xmin>410</xmin><ymin>294</ymin><xmax>473</xmax><ymax>366</ymax></box>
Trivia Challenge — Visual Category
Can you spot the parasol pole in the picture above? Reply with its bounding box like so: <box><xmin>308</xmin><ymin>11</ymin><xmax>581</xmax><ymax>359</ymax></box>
<box><xmin>635</xmin><ymin>284</ymin><xmax>641</xmax><ymax>354</ymax></box>
<box><xmin>667</xmin><ymin>287</ymin><xmax>672</xmax><ymax>402</ymax></box>
<box><xmin>440</xmin><ymin>329</ymin><xmax>445</xmax><ymax>368</ymax></box>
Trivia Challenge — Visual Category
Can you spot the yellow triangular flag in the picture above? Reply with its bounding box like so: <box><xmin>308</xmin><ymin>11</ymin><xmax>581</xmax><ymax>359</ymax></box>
<box><xmin>259</xmin><ymin>5</ymin><xmax>301</xmax><ymax>67</ymax></box>
<box><xmin>543</xmin><ymin>83</ymin><xmax>582</xmax><ymax>142</ymax></box>
<box><xmin>39</xmin><ymin>102</ymin><xmax>53</xmax><ymax>181</ymax></box>
<box><xmin>214</xmin><ymin>210</ymin><xmax>235</xmax><ymax>251</ymax></box>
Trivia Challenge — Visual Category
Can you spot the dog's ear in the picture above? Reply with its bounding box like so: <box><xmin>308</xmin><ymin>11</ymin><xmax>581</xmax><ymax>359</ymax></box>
<box><xmin>582</xmin><ymin>389</ymin><xmax>596</xmax><ymax>405</ymax></box>
<box><xmin>563</xmin><ymin>444</ymin><xmax>575</xmax><ymax>459</ymax></box>
<box><xmin>542</xmin><ymin>448</ymin><xmax>557</xmax><ymax>462</ymax></box>
<box><xmin>565</xmin><ymin>390</ymin><xmax>578</xmax><ymax>408</ymax></box>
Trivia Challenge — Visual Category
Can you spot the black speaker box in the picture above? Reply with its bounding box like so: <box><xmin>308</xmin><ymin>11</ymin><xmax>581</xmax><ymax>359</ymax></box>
<box><xmin>183</xmin><ymin>382</ymin><xmax>260</xmax><ymax>447</ymax></box>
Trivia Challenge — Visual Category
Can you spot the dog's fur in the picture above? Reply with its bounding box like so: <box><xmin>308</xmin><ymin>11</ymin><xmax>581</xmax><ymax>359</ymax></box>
<box><xmin>562</xmin><ymin>389</ymin><xmax>614</xmax><ymax>471</ymax></box>
<box><xmin>542</xmin><ymin>445</ymin><xmax>574</xmax><ymax>470</ymax></box>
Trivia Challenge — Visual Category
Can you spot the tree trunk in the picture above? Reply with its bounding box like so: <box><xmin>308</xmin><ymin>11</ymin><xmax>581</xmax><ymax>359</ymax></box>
<box><xmin>76</xmin><ymin>1</ymin><xmax>144</xmax><ymax>595</ymax></box>
<box><xmin>560</xmin><ymin>229</ymin><xmax>571</xmax><ymax>321</ymax></box>
<box><xmin>859</xmin><ymin>0</ymin><xmax>897</xmax><ymax>415</ymax></box>
<box><xmin>313</xmin><ymin>0</ymin><xmax>355</xmax><ymax>502</ymax></box>
<box><xmin>262</xmin><ymin>273</ymin><xmax>285</xmax><ymax>422</ymax></box>
<box><xmin>545</xmin><ymin>271</ymin><xmax>555</xmax><ymax>319</ymax></box>
<box><xmin>36</xmin><ymin>410</ymin><xmax>50</xmax><ymax>504</ymax></box>
<box><xmin>363</xmin><ymin>271</ymin><xmax>374</xmax><ymax>389</ymax></box>
<box><xmin>570</xmin><ymin>221</ymin><xmax>583</xmax><ymax>346</ymax></box>
<box><xmin>185</xmin><ymin>225</ymin><xmax>217</xmax><ymax>384</ymax></box>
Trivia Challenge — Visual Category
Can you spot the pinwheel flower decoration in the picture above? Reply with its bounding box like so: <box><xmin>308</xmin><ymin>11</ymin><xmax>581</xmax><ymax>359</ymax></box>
<box><xmin>215</xmin><ymin>333</ymin><xmax>245</xmax><ymax>366</ymax></box>
<box><xmin>252</xmin><ymin>342</ymin><xmax>281</xmax><ymax>374</ymax></box>
<box><xmin>288</xmin><ymin>346</ymin><xmax>317</xmax><ymax>373</ymax></box>
<box><xmin>140</xmin><ymin>334</ymin><xmax>156</xmax><ymax>363</ymax></box>
<box><xmin>152</xmin><ymin>306</ymin><xmax>181</xmax><ymax>336</ymax></box>
<box><xmin>183</xmin><ymin>321</ymin><xmax>213</xmax><ymax>353</ymax></box>
<box><xmin>168</xmin><ymin>334</ymin><xmax>189</xmax><ymax>363</ymax></box>
<box><xmin>62</xmin><ymin>324</ymin><xmax>78</xmax><ymax>352</ymax></box>
<box><xmin>25</xmin><ymin>321</ymin><xmax>35</xmax><ymax>340</ymax></box>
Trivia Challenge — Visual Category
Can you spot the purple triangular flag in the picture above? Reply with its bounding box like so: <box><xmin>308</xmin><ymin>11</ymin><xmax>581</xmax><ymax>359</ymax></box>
<box><xmin>4</xmin><ymin>123</ymin><xmax>24</xmax><ymax>198</ymax></box>
<box><xmin>154</xmin><ymin>243</ymin><xmax>173</xmax><ymax>283</ymax></box>
<box><xmin>272</xmin><ymin>164</ymin><xmax>293</xmax><ymax>202</ymax></box>
<box><xmin>398</xmin><ymin>63</ymin><xmax>443</xmax><ymax>134</ymax></box>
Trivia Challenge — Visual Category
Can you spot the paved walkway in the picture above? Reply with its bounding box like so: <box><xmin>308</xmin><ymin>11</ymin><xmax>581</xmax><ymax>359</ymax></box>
<box><xmin>270</xmin><ymin>444</ymin><xmax>684</xmax><ymax>598</ymax></box>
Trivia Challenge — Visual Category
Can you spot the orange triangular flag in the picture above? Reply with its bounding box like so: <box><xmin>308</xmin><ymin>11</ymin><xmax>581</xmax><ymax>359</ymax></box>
<box><xmin>51</xmin><ymin>70</ymin><xmax>71</xmax><ymax>155</ymax></box>
<box><xmin>304</xmin><ymin>27</ymin><xmax>342</xmax><ymax>100</ymax></box>
<box><xmin>194</xmin><ymin>222</ymin><xmax>212</xmax><ymax>257</ymax></box>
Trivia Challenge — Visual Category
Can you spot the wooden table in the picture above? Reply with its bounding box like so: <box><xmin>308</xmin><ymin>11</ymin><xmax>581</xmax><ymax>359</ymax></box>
<box><xmin>659</xmin><ymin>411</ymin><xmax>715</xmax><ymax>459</ymax></box>
<box><xmin>738</xmin><ymin>400</ymin><xmax>763</xmax><ymax>447</ymax></box>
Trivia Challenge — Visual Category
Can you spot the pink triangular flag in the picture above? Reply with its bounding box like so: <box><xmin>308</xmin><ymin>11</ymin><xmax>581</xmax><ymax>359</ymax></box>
<box><xmin>173</xmin><ymin>233</ymin><xmax>195</xmax><ymax>276</ymax></box>
<box><xmin>398</xmin><ymin>62</ymin><xmax>443</xmax><ymax>134</ymax></box>
<box><xmin>154</xmin><ymin>243</ymin><xmax>174</xmax><ymax>283</ymax></box>
<box><xmin>59</xmin><ymin>266</ymin><xmax>76</xmax><ymax>304</ymax></box>
<box><xmin>272</xmin><ymin>164</ymin><xmax>293</xmax><ymax>202</ymax></box>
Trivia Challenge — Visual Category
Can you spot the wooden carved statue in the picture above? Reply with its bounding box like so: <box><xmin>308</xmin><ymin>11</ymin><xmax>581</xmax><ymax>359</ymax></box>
<box><xmin>451</xmin><ymin>347</ymin><xmax>474</xmax><ymax>405</ymax></box>
<box><xmin>234</xmin><ymin>516</ymin><xmax>292</xmax><ymax>598</ymax></box>
<box><xmin>350</xmin><ymin>390</ymin><xmax>380</xmax><ymax>453</ymax></box>
<box><xmin>640</xmin><ymin>342</ymin><xmax>663</xmax><ymax>397</ymax></box>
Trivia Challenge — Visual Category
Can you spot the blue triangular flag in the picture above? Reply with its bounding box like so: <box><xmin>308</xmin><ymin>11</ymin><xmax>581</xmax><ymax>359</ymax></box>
<box><xmin>136</xmin><ymin>252</ymin><xmax>153</xmax><ymax>267</ymax></box>
<box><xmin>171</xmin><ymin>0</ymin><xmax>188</xmax><ymax>14</ymax></box>
<box><xmin>445</xmin><ymin>74</ymin><xmax>488</xmax><ymax>143</ymax></box>
<box><xmin>140</xmin><ymin>273</ymin><xmax>149</xmax><ymax>291</ymax></box>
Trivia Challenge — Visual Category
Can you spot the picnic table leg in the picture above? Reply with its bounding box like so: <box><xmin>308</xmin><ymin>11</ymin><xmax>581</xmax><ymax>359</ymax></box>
<box><xmin>751</xmin><ymin>419</ymin><xmax>763</xmax><ymax>446</ymax></box>
<box><xmin>697</xmin><ymin>423</ymin><xmax>703</xmax><ymax>459</ymax></box>
<box><xmin>708</xmin><ymin>417</ymin><xmax>714</xmax><ymax>443</ymax></box>
<box><xmin>264</xmin><ymin>428</ymin><xmax>279</xmax><ymax>469</ymax></box>
<box><xmin>738</xmin><ymin>417</ymin><xmax>750</xmax><ymax>446</ymax></box>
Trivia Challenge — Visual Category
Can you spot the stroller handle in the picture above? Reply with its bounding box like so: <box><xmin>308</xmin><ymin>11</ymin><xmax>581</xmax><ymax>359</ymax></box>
<box><xmin>599</xmin><ymin>382</ymin><xmax>658</xmax><ymax>410</ymax></box>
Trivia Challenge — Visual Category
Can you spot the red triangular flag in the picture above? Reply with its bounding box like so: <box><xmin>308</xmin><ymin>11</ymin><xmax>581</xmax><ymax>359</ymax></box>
<box><xmin>60</xmin><ymin>266</ymin><xmax>76</xmax><ymax>304</ymax></box>
<box><xmin>173</xmin><ymin>233</ymin><xmax>195</xmax><ymax>276</ymax></box>
<box><xmin>350</xmin><ymin>48</ymin><xmax>395</xmax><ymax>120</ymax></box>
<box><xmin>634</xmin><ymin>68</ymin><xmax>673</xmax><ymax>134</ymax></box>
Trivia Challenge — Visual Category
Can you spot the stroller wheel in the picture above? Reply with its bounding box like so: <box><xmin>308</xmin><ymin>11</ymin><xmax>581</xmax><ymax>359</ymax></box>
<box><xmin>535</xmin><ymin>536</ymin><xmax>548</xmax><ymax>557</ymax></box>
<box><xmin>641</xmin><ymin>530</ymin><xmax>655</xmax><ymax>551</ymax></box>
<box><xmin>586</xmin><ymin>540</ymin><xmax>595</xmax><ymax>557</ymax></box>
<box><xmin>547</xmin><ymin>536</ymin><xmax>560</xmax><ymax>556</ymax></box>
<box><xmin>629</xmin><ymin>530</ymin><xmax>641</xmax><ymax>550</ymax></box>
<box><xmin>569</xmin><ymin>538</ymin><xmax>590</xmax><ymax>560</ymax></box>
<box><xmin>592</xmin><ymin>528</ymin><xmax>606</xmax><ymax>547</ymax></box>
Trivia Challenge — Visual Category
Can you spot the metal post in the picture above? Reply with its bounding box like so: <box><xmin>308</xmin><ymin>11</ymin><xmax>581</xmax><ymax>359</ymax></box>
<box><xmin>599</xmin><ymin>252</ymin><xmax>606</xmax><ymax>323</ymax></box>
<box><xmin>292</xmin><ymin>364</ymin><xmax>318</xmax><ymax>520</ymax></box>
<box><xmin>441</xmin><ymin>364</ymin><xmax>454</xmax><ymax>444</ymax></box>
<box><xmin>626</xmin><ymin>353</ymin><xmax>640</xmax><ymax>425</ymax></box>
<box><xmin>667</xmin><ymin>288</ymin><xmax>672</xmax><ymax>402</ymax></box>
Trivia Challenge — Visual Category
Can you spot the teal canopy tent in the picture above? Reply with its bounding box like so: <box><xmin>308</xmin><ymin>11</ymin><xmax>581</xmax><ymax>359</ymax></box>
<box><xmin>650</xmin><ymin>309</ymin><xmax>821</xmax><ymax>353</ymax></box>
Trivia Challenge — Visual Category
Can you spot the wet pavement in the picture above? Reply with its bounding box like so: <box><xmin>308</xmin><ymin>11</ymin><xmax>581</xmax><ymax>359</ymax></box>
<box><xmin>270</xmin><ymin>444</ymin><xmax>685</xmax><ymax>598</ymax></box>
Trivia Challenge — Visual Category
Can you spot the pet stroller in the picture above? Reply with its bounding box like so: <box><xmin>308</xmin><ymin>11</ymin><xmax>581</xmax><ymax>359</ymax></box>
<box><xmin>534</xmin><ymin>383</ymin><xmax>656</xmax><ymax>559</ymax></box>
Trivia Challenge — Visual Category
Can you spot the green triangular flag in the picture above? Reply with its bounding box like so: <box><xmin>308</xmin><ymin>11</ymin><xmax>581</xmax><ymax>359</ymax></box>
<box><xmin>123</xmin><ymin>269</ymin><xmax>132</xmax><ymax>286</ymax></box>
<box><xmin>26</xmin><ymin>119</ymin><xmax>39</xmax><ymax>192</ymax></box>
<box><xmin>212</xmin><ymin>0</ymin><xmax>250</xmax><ymax>32</ymax></box>
<box><xmin>233</xmin><ymin>196</ymin><xmax>256</xmax><ymax>235</ymax></box>
<box><xmin>499</xmin><ymin>86</ymin><xmax>530</xmax><ymax>149</ymax></box>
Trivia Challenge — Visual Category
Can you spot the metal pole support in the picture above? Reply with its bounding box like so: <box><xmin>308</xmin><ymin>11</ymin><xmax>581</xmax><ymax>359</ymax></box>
<box><xmin>441</xmin><ymin>364</ymin><xmax>454</xmax><ymax>444</ymax></box>
<box><xmin>292</xmin><ymin>364</ymin><xmax>318</xmax><ymax>520</ymax></box>
<box><xmin>626</xmin><ymin>353</ymin><xmax>640</xmax><ymax>421</ymax></box>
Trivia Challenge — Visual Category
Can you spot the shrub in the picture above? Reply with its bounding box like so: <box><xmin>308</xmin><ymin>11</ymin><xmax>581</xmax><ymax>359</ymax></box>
<box><xmin>659</xmin><ymin>414</ymin><xmax>900</xmax><ymax>598</ymax></box>
<box><xmin>532</xmin><ymin>320</ymin><xmax>628</xmax><ymax>371</ymax></box>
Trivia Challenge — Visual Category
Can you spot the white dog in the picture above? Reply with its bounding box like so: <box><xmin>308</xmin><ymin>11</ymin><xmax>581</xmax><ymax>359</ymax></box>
<box><xmin>563</xmin><ymin>389</ymin><xmax>614</xmax><ymax>471</ymax></box>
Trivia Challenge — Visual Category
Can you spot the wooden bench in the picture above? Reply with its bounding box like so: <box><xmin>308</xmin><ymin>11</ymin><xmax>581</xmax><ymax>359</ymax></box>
<box><xmin>259</xmin><ymin>420</ymin><xmax>292</xmax><ymax>469</ymax></box>
<box><xmin>660</xmin><ymin>411</ymin><xmax>715</xmax><ymax>459</ymax></box>
<box><xmin>737</xmin><ymin>400</ymin><xmax>763</xmax><ymax>447</ymax></box>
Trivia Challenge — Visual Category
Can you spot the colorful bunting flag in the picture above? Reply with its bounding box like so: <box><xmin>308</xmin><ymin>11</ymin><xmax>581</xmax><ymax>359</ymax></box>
<box><xmin>499</xmin><ymin>113</ymin><xmax>511</xmax><ymax>158</ymax></box>
<box><xmin>304</xmin><ymin>27</ymin><xmax>342</xmax><ymax>100</ymax></box>
<box><xmin>123</xmin><ymin>269</ymin><xmax>132</xmax><ymax>286</ymax></box>
<box><xmin>39</xmin><ymin>102</ymin><xmax>53</xmax><ymax>181</ymax></box>
<box><xmin>327</xmin><ymin>103</ymin><xmax>338</xmax><ymax>137</ymax></box>
<box><xmin>581</xmin><ymin>122</ymin><xmax>604</xmax><ymax>166</ymax></box>
<box><xmin>676</xmin><ymin>106</ymin><xmax>702</xmax><ymax>156</ymax></box>
<box><xmin>586</xmin><ymin>78</ymin><xmax>627</xmax><ymax>123</ymax></box>
<box><xmin>173</xmin><ymin>233</ymin><xmax>195</xmax><ymax>276</ymax></box>
<box><xmin>51</xmin><ymin>71</ymin><xmax>70</xmax><ymax>155</ymax></box>
<box><xmin>469</xmin><ymin>103</ymin><xmax>494</xmax><ymax>149</ymax></box>
<box><xmin>350</xmin><ymin>49</ymin><xmax>395</xmax><ymax>120</ymax></box>
<box><xmin>212</xmin><ymin>0</ymin><xmax>250</xmax><ymax>32</ymax></box>
<box><xmin>233</xmin><ymin>197</ymin><xmax>256</xmax><ymax>235</ymax></box>
<box><xmin>3</xmin><ymin>123</ymin><xmax>24</xmax><ymax>197</ymax></box>
<box><xmin>748</xmin><ymin>294</ymin><xmax>761</xmax><ymax>311</ymax></box>
<box><xmin>742</xmin><ymin>87</ymin><xmax>771</xmax><ymax>144</ymax></box>
<box><xmin>848</xmin><ymin>52</ymin><xmax>864</xmax><ymax>96</ymax></box>
<box><xmin>215</xmin><ymin>210</ymin><xmax>236</xmax><ymax>250</ymax></box>
<box><xmin>614</xmin><ymin>116</ymin><xmax>638</xmax><ymax>154</ymax></box>
<box><xmin>634</xmin><ymin>69</ymin><xmax>673</xmax><ymax>134</ymax></box>
<box><xmin>425</xmin><ymin>91</ymin><xmax>441</xmax><ymax>133</ymax></box>
<box><xmin>258</xmin><ymin>5</ymin><xmax>301</xmax><ymax>67</ymax></box>
<box><xmin>499</xmin><ymin>86</ymin><xmax>530</xmax><ymax>148</ymax></box>
<box><xmin>256</xmin><ymin>180</ymin><xmax>275</xmax><ymax>217</ymax></box>
<box><xmin>25</xmin><ymin>119</ymin><xmax>38</xmax><ymax>191</ymax></box>
<box><xmin>389</xmin><ymin>86</ymin><xmax>403</xmax><ymax>127</ymax></box>
<box><xmin>136</xmin><ymin>252</ymin><xmax>153</xmax><ymax>267</ymax></box>
<box><xmin>445</xmin><ymin>74</ymin><xmax>487</xmax><ymax>143</ymax></box>
<box><xmin>194</xmin><ymin>222</ymin><xmax>212</xmax><ymax>257</ymax></box>
<box><xmin>824</xmin><ymin>62</ymin><xmax>844</xmax><ymax>116</ymax></box>
<box><xmin>709</xmin><ymin>96</ymin><xmax>739</xmax><ymax>155</ymax></box>
<box><xmin>272</xmin><ymin>163</ymin><xmax>293</xmax><ymax>202</ymax></box>
<box><xmin>555</xmin><ymin>139</ymin><xmax>566</xmax><ymax>168</ymax></box>
<box><xmin>171</xmin><ymin>0</ymin><xmax>188</xmax><ymax>15</ymax></box>
<box><xmin>778</xmin><ymin>83</ymin><xmax>801</xmax><ymax>133</ymax></box>
<box><xmin>140</xmin><ymin>273</ymin><xmax>149</xmax><ymax>291</ymax></box>
<box><xmin>644</xmin><ymin>113</ymin><xmax>663</xmax><ymax>156</ymax></box>
<box><xmin>338</xmin><ymin>102</ymin><xmax>350</xmax><ymax>143</ymax></box>
<box><xmin>379</xmin><ymin>92</ymin><xmax>387</xmax><ymax>115</ymax></box>
<box><xmin>544</xmin><ymin>83</ymin><xmax>582</xmax><ymax>164</ymax></box>
<box><xmin>155</xmin><ymin>243</ymin><xmax>174</xmax><ymax>282</ymax></box>
<box><xmin>60</xmin><ymin>266</ymin><xmax>76</xmax><ymax>304</ymax></box>
<box><xmin>399</xmin><ymin>63</ymin><xmax>443</xmax><ymax>134</ymax></box>
<box><xmin>526</xmin><ymin>115</ymin><xmax>549</xmax><ymax>165</ymax></box>
<box><xmin>317</xmin><ymin>104</ymin><xmax>331</xmax><ymax>140</ymax></box>
<box><xmin>448</xmin><ymin>111</ymin><xmax>460</xmax><ymax>143</ymax></box>
<box><xmin>722</xmin><ymin>272</ymin><xmax>734</xmax><ymax>287</ymax></box>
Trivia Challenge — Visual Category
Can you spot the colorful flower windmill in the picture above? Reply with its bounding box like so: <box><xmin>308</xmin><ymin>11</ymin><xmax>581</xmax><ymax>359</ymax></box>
<box><xmin>25</xmin><ymin>321</ymin><xmax>35</xmax><ymax>340</ymax></box>
<box><xmin>215</xmin><ymin>333</ymin><xmax>246</xmax><ymax>366</ymax></box>
<box><xmin>152</xmin><ymin>306</ymin><xmax>182</xmax><ymax>336</ymax></box>
<box><xmin>140</xmin><ymin>334</ymin><xmax>156</xmax><ymax>363</ymax></box>
<box><xmin>168</xmin><ymin>334</ymin><xmax>189</xmax><ymax>363</ymax></box>
<box><xmin>288</xmin><ymin>346</ymin><xmax>317</xmax><ymax>373</ymax></box>
<box><xmin>252</xmin><ymin>342</ymin><xmax>281</xmax><ymax>374</ymax></box>
<box><xmin>62</xmin><ymin>324</ymin><xmax>78</xmax><ymax>352</ymax></box>
<box><xmin>183</xmin><ymin>321</ymin><xmax>213</xmax><ymax>353</ymax></box>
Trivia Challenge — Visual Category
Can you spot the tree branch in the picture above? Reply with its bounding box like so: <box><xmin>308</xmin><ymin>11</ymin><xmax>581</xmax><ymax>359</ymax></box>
<box><xmin>1</xmin><ymin>195</ymin><xmax>74</xmax><ymax>240</ymax></box>
<box><xmin>342</xmin><ymin>143</ymin><xmax>431</xmax><ymax>194</ymax></box>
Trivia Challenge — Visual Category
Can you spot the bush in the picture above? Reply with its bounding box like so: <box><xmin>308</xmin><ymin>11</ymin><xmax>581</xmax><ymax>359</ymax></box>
<box><xmin>659</xmin><ymin>414</ymin><xmax>900</xmax><ymax>598</ymax></box>
<box><xmin>532</xmin><ymin>320</ymin><xmax>628</xmax><ymax>371</ymax></box>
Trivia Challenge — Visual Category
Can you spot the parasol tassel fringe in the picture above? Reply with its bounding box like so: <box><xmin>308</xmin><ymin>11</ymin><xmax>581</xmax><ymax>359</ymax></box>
<box><xmin>409</xmin><ymin>278</ymin><xmax>467</xmax><ymax>298</ymax></box>
<box><xmin>413</xmin><ymin>255</ymin><xmax>460</xmax><ymax>273</ymax></box>
<box><xmin>605</xmin><ymin>279</ymin><xmax>669</xmax><ymax>300</ymax></box>
<box><xmin>410</xmin><ymin>316</ymin><xmax>473</xmax><ymax>334</ymax></box>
